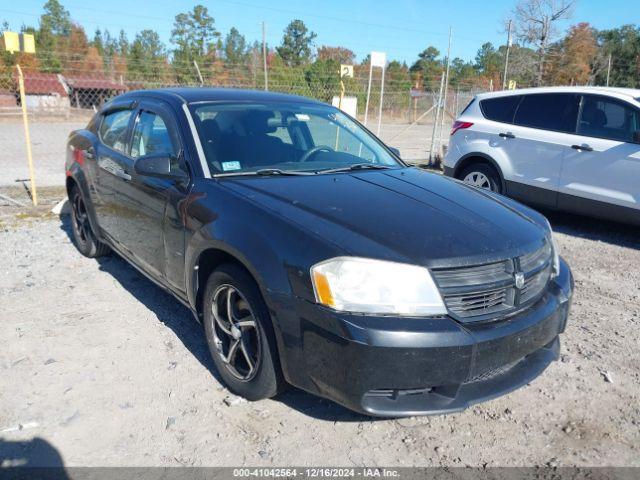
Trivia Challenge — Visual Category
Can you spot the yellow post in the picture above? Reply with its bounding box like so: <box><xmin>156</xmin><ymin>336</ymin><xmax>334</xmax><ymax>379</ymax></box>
<box><xmin>334</xmin><ymin>79</ymin><xmax>345</xmax><ymax>150</ymax></box>
<box><xmin>16</xmin><ymin>64</ymin><xmax>37</xmax><ymax>206</ymax></box>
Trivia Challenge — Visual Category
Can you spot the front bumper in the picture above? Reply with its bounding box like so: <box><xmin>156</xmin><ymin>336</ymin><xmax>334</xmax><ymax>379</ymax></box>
<box><xmin>277</xmin><ymin>258</ymin><xmax>573</xmax><ymax>417</ymax></box>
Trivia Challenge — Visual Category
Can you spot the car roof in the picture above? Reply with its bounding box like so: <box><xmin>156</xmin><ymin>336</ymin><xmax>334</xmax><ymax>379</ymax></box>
<box><xmin>475</xmin><ymin>86</ymin><xmax>640</xmax><ymax>102</ymax></box>
<box><xmin>115</xmin><ymin>87</ymin><xmax>325</xmax><ymax>107</ymax></box>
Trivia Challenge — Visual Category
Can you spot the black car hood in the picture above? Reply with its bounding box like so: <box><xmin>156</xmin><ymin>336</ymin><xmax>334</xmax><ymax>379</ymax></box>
<box><xmin>220</xmin><ymin>168</ymin><xmax>547</xmax><ymax>268</ymax></box>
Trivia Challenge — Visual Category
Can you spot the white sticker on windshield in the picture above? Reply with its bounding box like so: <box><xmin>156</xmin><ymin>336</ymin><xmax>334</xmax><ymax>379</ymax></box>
<box><xmin>295</xmin><ymin>114</ymin><xmax>310</xmax><ymax>121</ymax></box>
<box><xmin>222</xmin><ymin>161</ymin><xmax>241</xmax><ymax>171</ymax></box>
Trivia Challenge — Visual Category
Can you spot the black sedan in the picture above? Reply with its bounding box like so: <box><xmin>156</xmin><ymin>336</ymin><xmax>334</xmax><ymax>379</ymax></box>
<box><xmin>65</xmin><ymin>88</ymin><xmax>573</xmax><ymax>417</ymax></box>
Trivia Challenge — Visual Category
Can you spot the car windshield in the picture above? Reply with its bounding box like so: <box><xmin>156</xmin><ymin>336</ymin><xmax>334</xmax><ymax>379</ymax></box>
<box><xmin>190</xmin><ymin>102</ymin><xmax>402</xmax><ymax>176</ymax></box>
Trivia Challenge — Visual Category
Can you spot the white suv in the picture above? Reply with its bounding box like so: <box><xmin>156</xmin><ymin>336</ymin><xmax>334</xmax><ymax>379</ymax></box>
<box><xmin>443</xmin><ymin>86</ymin><xmax>640</xmax><ymax>225</ymax></box>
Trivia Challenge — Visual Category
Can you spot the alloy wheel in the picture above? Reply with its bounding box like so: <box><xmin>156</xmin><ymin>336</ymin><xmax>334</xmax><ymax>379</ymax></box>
<box><xmin>463</xmin><ymin>171</ymin><xmax>492</xmax><ymax>190</ymax></box>
<box><xmin>211</xmin><ymin>285</ymin><xmax>262</xmax><ymax>381</ymax></box>
<box><xmin>72</xmin><ymin>193</ymin><xmax>91</xmax><ymax>245</ymax></box>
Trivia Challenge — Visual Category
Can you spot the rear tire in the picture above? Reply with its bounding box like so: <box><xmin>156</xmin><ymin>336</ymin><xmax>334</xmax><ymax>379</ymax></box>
<box><xmin>458</xmin><ymin>163</ymin><xmax>502</xmax><ymax>193</ymax></box>
<box><xmin>69</xmin><ymin>186</ymin><xmax>110</xmax><ymax>258</ymax></box>
<box><xmin>203</xmin><ymin>263</ymin><xmax>284</xmax><ymax>401</ymax></box>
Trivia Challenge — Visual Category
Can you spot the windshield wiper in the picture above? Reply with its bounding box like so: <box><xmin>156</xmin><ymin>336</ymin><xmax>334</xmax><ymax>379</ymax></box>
<box><xmin>316</xmin><ymin>163</ymin><xmax>394</xmax><ymax>174</ymax></box>
<box><xmin>213</xmin><ymin>164</ymin><xmax>393</xmax><ymax>177</ymax></box>
<box><xmin>213</xmin><ymin>168</ymin><xmax>315</xmax><ymax>178</ymax></box>
<box><xmin>255</xmin><ymin>168</ymin><xmax>315</xmax><ymax>176</ymax></box>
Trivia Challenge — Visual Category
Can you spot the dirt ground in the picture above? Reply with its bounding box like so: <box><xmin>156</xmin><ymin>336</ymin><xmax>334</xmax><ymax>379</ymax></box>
<box><xmin>1</xmin><ymin>187</ymin><xmax>639</xmax><ymax>468</ymax></box>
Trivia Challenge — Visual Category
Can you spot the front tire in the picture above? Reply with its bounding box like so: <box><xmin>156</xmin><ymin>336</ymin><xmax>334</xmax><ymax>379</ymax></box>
<box><xmin>69</xmin><ymin>186</ymin><xmax>110</xmax><ymax>258</ymax></box>
<box><xmin>203</xmin><ymin>263</ymin><xmax>284</xmax><ymax>401</ymax></box>
<box><xmin>459</xmin><ymin>163</ymin><xmax>502</xmax><ymax>193</ymax></box>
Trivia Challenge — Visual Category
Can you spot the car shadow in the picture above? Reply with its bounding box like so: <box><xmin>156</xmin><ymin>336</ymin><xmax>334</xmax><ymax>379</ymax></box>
<box><xmin>540</xmin><ymin>209</ymin><xmax>640</xmax><ymax>250</ymax></box>
<box><xmin>58</xmin><ymin>215</ymin><xmax>373</xmax><ymax>422</ymax></box>
<box><xmin>0</xmin><ymin>437</ymin><xmax>69</xmax><ymax>477</ymax></box>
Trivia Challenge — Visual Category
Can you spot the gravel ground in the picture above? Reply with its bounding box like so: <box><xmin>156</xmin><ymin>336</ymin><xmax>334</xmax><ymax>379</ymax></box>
<box><xmin>1</xmin><ymin>203</ymin><xmax>639</xmax><ymax>468</ymax></box>
<box><xmin>0</xmin><ymin>119</ymin><xmax>438</xmax><ymax>188</ymax></box>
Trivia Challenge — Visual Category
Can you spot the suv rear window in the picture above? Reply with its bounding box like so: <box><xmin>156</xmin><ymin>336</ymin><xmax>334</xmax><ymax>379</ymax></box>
<box><xmin>458</xmin><ymin>98</ymin><xmax>476</xmax><ymax>117</ymax></box>
<box><xmin>578</xmin><ymin>95</ymin><xmax>640</xmax><ymax>143</ymax></box>
<box><xmin>513</xmin><ymin>93</ymin><xmax>580</xmax><ymax>133</ymax></box>
<box><xmin>479</xmin><ymin>95</ymin><xmax>521</xmax><ymax>123</ymax></box>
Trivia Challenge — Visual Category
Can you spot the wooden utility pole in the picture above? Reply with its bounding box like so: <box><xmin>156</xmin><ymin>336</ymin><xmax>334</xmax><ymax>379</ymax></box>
<box><xmin>193</xmin><ymin>60</ymin><xmax>204</xmax><ymax>86</ymax></box>
<box><xmin>606</xmin><ymin>53</ymin><xmax>612</xmax><ymax>87</ymax></box>
<box><xmin>454</xmin><ymin>87</ymin><xmax>460</xmax><ymax>117</ymax></box>
<box><xmin>262</xmin><ymin>22</ymin><xmax>269</xmax><ymax>91</ymax></box>
<box><xmin>503</xmin><ymin>20</ymin><xmax>512</xmax><ymax>90</ymax></box>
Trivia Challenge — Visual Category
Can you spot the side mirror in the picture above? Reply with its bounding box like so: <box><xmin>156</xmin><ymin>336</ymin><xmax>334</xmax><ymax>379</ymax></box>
<box><xmin>388</xmin><ymin>147</ymin><xmax>401</xmax><ymax>158</ymax></box>
<box><xmin>134</xmin><ymin>155</ymin><xmax>181</xmax><ymax>178</ymax></box>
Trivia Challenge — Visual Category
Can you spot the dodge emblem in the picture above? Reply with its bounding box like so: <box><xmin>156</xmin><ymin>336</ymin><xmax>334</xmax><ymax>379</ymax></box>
<box><xmin>514</xmin><ymin>272</ymin><xmax>525</xmax><ymax>289</ymax></box>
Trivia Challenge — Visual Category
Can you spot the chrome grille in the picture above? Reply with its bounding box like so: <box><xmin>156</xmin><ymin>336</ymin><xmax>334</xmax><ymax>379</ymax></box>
<box><xmin>432</xmin><ymin>241</ymin><xmax>553</xmax><ymax>323</ymax></box>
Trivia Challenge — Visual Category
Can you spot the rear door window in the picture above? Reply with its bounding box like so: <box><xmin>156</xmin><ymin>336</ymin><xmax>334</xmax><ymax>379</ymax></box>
<box><xmin>513</xmin><ymin>93</ymin><xmax>580</xmax><ymax>133</ymax></box>
<box><xmin>99</xmin><ymin>109</ymin><xmax>133</xmax><ymax>153</ymax></box>
<box><xmin>479</xmin><ymin>95</ymin><xmax>521</xmax><ymax>123</ymax></box>
<box><xmin>578</xmin><ymin>95</ymin><xmax>640</xmax><ymax>143</ymax></box>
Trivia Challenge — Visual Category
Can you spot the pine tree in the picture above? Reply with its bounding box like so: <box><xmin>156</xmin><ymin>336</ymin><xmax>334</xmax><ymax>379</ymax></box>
<box><xmin>276</xmin><ymin>20</ymin><xmax>316</xmax><ymax>67</ymax></box>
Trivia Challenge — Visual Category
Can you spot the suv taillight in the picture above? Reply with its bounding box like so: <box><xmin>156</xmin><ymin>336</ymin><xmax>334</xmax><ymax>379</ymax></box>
<box><xmin>450</xmin><ymin>121</ymin><xmax>473</xmax><ymax>136</ymax></box>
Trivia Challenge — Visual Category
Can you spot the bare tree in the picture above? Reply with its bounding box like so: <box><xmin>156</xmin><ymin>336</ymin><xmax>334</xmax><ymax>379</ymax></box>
<box><xmin>511</xmin><ymin>0</ymin><xmax>575</xmax><ymax>85</ymax></box>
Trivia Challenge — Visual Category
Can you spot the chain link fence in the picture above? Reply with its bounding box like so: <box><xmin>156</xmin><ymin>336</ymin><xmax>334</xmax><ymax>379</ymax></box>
<box><xmin>0</xmin><ymin>65</ymin><xmax>485</xmax><ymax>189</ymax></box>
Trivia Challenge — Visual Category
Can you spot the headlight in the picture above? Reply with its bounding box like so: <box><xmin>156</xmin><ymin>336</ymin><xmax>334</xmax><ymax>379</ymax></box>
<box><xmin>310</xmin><ymin>257</ymin><xmax>446</xmax><ymax>316</ymax></box>
<box><xmin>543</xmin><ymin>219</ymin><xmax>561</xmax><ymax>277</ymax></box>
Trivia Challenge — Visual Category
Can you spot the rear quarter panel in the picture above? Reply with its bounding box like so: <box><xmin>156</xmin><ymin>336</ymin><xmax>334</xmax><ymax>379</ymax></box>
<box><xmin>444</xmin><ymin>101</ymin><xmax>515</xmax><ymax>181</ymax></box>
<box><xmin>66</xmin><ymin>129</ymin><xmax>103</xmax><ymax>239</ymax></box>
<box><xmin>446</xmin><ymin>121</ymin><xmax>514</xmax><ymax>179</ymax></box>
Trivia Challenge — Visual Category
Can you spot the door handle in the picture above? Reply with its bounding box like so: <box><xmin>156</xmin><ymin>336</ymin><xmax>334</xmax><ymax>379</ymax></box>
<box><xmin>571</xmin><ymin>144</ymin><xmax>593</xmax><ymax>152</ymax></box>
<box><xmin>115</xmin><ymin>170</ymin><xmax>132</xmax><ymax>181</ymax></box>
<box><xmin>499</xmin><ymin>132</ymin><xmax>516</xmax><ymax>139</ymax></box>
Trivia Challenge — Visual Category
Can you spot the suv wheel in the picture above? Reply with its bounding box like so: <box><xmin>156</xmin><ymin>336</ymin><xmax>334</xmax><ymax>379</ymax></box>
<box><xmin>203</xmin><ymin>263</ymin><xmax>285</xmax><ymax>400</ymax></box>
<box><xmin>459</xmin><ymin>163</ymin><xmax>502</xmax><ymax>193</ymax></box>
